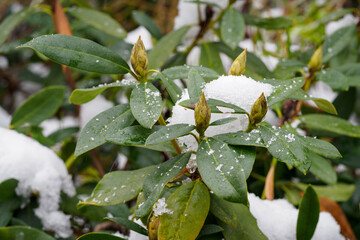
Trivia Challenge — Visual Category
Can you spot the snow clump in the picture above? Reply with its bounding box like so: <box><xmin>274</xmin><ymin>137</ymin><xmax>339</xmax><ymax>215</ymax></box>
<box><xmin>153</xmin><ymin>197</ymin><xmax>173</xmax><ymax>217</ymax></box>
<box><xmin>325</xmin><ymin>14</ymin><xmax>359</xmax><ymax>36</ymax></box>
<box><xmin>0</xmin><ymin>128</ymin><xmax>76</xmax><ymax>238</ymax></box>
<box><xmin>168</xmin><ymin>75</ymin><xmax>273</xmax><ymax>152</ymax></box>
<box><xmin>248</xmin><ymin>193</ymin><xmax>345</xmax><ymax>240</ymax></box>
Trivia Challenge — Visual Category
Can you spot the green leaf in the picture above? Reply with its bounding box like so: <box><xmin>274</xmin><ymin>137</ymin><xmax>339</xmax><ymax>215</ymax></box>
<box><xmin>77</xmin><ymin>232</ymin><xmax>126</xmax><ymax>240</ymax></box>
<box><xmin>197</xmin><ymin>138</ymin><xmax>248</xmax><ymax>204</ymax></box>
<box><xmin>214</xmin><ymin>130</ymin><xmax>265</xmax><ymax>147</ymax></box>
<box><xmin>161</xmin><ymin>65</ymin><xmax>219</xmax><ymax>81</ymax></box>
<box><xmin>146</xmin><ymin>124</ymin><xmax>195</xmax><ymax>145</ymax></box>
<box><xmin>136</xmin><ymin>153</ymin><xmax>191</xmax><ymax>218</ymax></box>
<box><xmin>273</xmin><ymin>59</ymin><xmax>307</xmax><ymax>80</ymax></box>
<box><xmin>309</xmin><ymin>152</ymin><xmax>337</xmax><ymax>185</ymax></box>
<box><xmin>148</xmin><ymin>26</ymin><xmax>190</xmax><ymax>69</ymax></box>
<box><xmin>228</xmin><ymin>146</ymin><xmax>256</xmax><ymax>179</ymax></box>
<box><xmin>188</xmin><ymin>68</ymin><xmax>206</xmax><ymax>103</ymax></box>
<box><xmin>105</xmin><ymin>125</ymin><xmax>176</xmax><ymax>153</ymax></box>
<box><xmin>210</xmin><ymin>117</ymin><xmax>238</xmax><ymax>126</ymax></box>
<box><xmin>200</xmin><ymin>42</ymin><xmax>225</xmax><ymax>75</ymax></box>
<box><xmin>243</xmin><ymin>14</ymin><xmax>293</xmax><ymax>29</ymax></box>
<box><xmin>316</xmin><ymin>69</ymin><xmax>349</xmax><ymax>91</ymax></box>
<box><xmin>78</xmin><ymin>165</ymin><xmax>156</xmax><ymax>207</ymax></box>
<box><xmin>221</xmin><ymin>8</ymin><xmax>245</xmax><ymax>49</ymax></box>
<box><xmin>47</xmin><ymin>127</ymin><xmax>79</xmax><ymax>144</ymax></box>
<box><xmin>130</xmin><ymin>82</ymin><xmax>162</xmax><ymax>129</ymax></box>
<box><xmin>19</xmin><ymin>34</ymin><xmax>130</xmax><ymax>74</ymax></box>
<box><xmin>301</xmin><ymin>136</ymin><xmax>341</xmax><ymax>159</ymax></box>
<box><xmin>322</xmin><ymin>25</ymin><xmax>356</xmax><ymax>63</ymax></box>
<box><xmin>156</xmin><ymin>72</ymin><xmax>182</xmax><ymax>103</ymax></box>
<box><xmin>11</xmin><ymin>86</ymin><xmax>64</xmax><ymax>128</ymax></box>
<box><xmin>74</xmin><ymin>104</ymin><xmax>134</xmax><ymax>157</ymax></box>
<box><xmin>0</xmin><ymin>179</ymin><xmax>18</xmax><ymax>202</ymax></box>
<box><xmin>68</xmin><ymin>7</ymin><xmax>126</xmax><ymax>38</ymax></box>
<box><xmin>105</xmin><ymin>216</ymin><xmax>148</xmax><ymax>236</ymax></box>
<box><xmin>197</xmin><ymin>224</ymin><xmax>224</xmax><ymax>238</ymax></box>
<box><xmin>294</xmin><ymin>183</ymin><xmax>355</xmax><ymax>202</ymax></box>
<box><xmin>210</xmin><ymin>194</ymin><xmax>267</xmax><ymax>240</ymax></box>
<box><xmin>0</xmin><ymin>8</ymin><xmax>39</xmax><ymax>45</ymax></box>
<box><xmin>0</xmin><ymin>226</ymin><xmax>55</xmax><ymax>240</ymax></box>
<box><xmin>259</xmin><ymin>124</ymin><xmax>310</xmax><ymax>173</ymax></box>
<box><xmin>319</xmin><ymin>9</ymin><xmax>354</xmax><ymax>24</ymax></box>
<box><xmin>264</xmin><ymin>77</ymin><xmax>305</xmax><ymax>106</ymax></box>
<box><xmin>158</xmin><ymin>181</ymin><xmax>210</xmax><ymax>240</ymax></box>
<box><xmin>296</xmin><ymin>185</ymin><xmax>319</xmax><ymax>240</ymax></box>
<box><xmin>132</xmin><ymin>11</ymin><xmax>163</xmax><ymax>39</ymax></box>
<box><xmin>299</xmin><ymin>114</ymin><xmax>360</xmax><ymax>138</ymax></box>
<box><xmin>179</xmin><ymin>98</ymin><xmax>247</xmax><ymax>114</ymax></box>
<box><xmin>70</xmin><ymin>80</ymin><xmax>137</xmax><ymax>104</ymax></box>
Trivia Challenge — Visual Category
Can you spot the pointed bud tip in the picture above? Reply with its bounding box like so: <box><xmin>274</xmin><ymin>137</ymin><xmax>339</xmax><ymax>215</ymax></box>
<box><xmin>309</xmin><ymin>45</ymin><xmax>322</xmax><ymax>72</ymax></box>
<box><xmin>228</xmin><ymin>48</ymin><xmax>247</xmax><ymax>76</ymax></box>
<box><xmin>195</xmin><ymin>92</ymin><xmax>211</xmax><ymax>136</ymax></box>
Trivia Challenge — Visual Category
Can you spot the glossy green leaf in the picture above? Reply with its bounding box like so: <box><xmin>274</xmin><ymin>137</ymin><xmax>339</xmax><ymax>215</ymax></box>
<box><xmin>130</xmin><ymin>82</ymin><xmax>162</xmax><ymax>129</ymax></box>
<box><xmin>210</xmin><ymin>117</ymin><xmax>238</xmax><ymax>126</ymax></box>
<box><xmin>47</xmin><ymin>127</ymin><xmax>79</xmax><ymax>144</ymax></box>
<box><xmin>78</xmin><ymin>165</ymin><xmax>156</xmax><ymax>207</ymax></box>
<box><xmin>322</xmin><ymin>25</ymin><xmax>356</xmax><ymax>63</ymax></box>
<box><xmin>228</xmin><ymin>146</ymin><xmax>256</xmax><ymax>179</ymax></box>
<box><xmin>0</xmin><ymin>226</ymin><xmax>55</xmax><ymax>240</ymax></box>
<box><xmin>296</xmin><ymin>185</ymin><xmax>319</xmax><ymax>240</ymax></box>
<box><xmin>11</xmin><ymin>86</ymin><xmax>64</xmax><ymax>128</ymax></box>
<box><xmin>210</xmin><ymin>195</ymin><xmax>267</xmax><ymax>240</ymax></box>
<box><xmin>264</xmin><ymin>77</ymin><xmax>305</xmax><ymax>106</ymax></box>
<box><xmin>188</xmin><ymin>68</ymin><xmax>206</xmax><ymax>103</ymax></box>
<box><xmin>179</xmin><ymin>98</ymin><xmax>247</xmax><ymax>114</ymax></box>
<box><xmin>319</xmin><ymin>8</ymin><xmax>354</xmax><ymax>24</ymax></box>
<box><xmin>105</xmin><ymin>216</ymin><xmax>148</xmax><ymax>236</ymax></box>
<box><xmin>19</xmin><ymin>35</ymin><xmax>130</xmax><ymax>74</ymax></box>
<box><xmin>294</xmin><ymin>183</ymin><xmax>355</xmax><ymax>202</ymax></box>
<box><xmin>156</xmin><ymin>72</ymin><xmax>182</xmax><ymax>103</ymax></box>
<box><xmin>75</xmin><ymin>104</ymin><xmax>134</xmax><ymax>157</ymax></box>
<box><xmin>68</xmin><ymin>7</ymin><xmax>126</xmax><ymax>38</ymax></box>
<box><xmin>161</xmin><ymin>65</ymin><xmax>219</xmax><ymax>81</ymax></box>
<box><xmin>221</xmin><ymin>8</ymin><xmax>245</xmax><ymax>49</ymax></box>
<box><xmin>214</xmin><ymin>130</ymin><xmax>265</xmax><ymax>147</ymax></box>
<box><xmin>309</xmin><ymin>152</ymin><xmax>337</xmax><ymax>185</ymax></box>
<box><xmin>300</xmin><ymin>114</ymin><xmax>360</xmax><ymax>138</ymax></box>
<box><xmin>243</xmin><ymin>14</ymin><xmax>293</xmax><ymax>29</ymax></box>
<box><xmin>70</xmin><ymin>80</ymin><xmax>137</xmax><ymax>104</ymax></box>
<box><xmin>158</xmin><ymin>181</ymin><xmax>210</xmax><ymax>240</ymax></box>
<box><xmin>106</xmin><ymin>125</ymin><xmax>176</xmax><ymax>153</ymax></box>
<box><xmin>259</xmin><ymin>124</ymin><xmax>310</xmax><ymax>173</ymax></box>
<box><xmin>148</xmin><ymin>26</ymin><xmax>190</xmax><ymax>69</ymax></box>
<box><xmin>197</xmin><ymin>224</ymin><xmax>224</xmax><ymax>238</ymax></box>
<box><xmin>316</xmin><ymin>69</ymin><xmax>349</xmax><ymax>91</ymax></box>
<box><xmin>273</xmin><ymin>59</ymin><xmax>306</xmax><ymax>80</ymax></box>
<box><xmin>301</xmin><ymin>136</ymin><xmax>341</xmax><ymax>159</ymax></box>
<box><xmin>132</xmin><ymin>11</ymin><xmax>162</xmax><ymax>39</ymax></box>
<box><xmin>146</xmin><ymin>124</ymin><xmax>195</xmax><ymax>145</ymax></box>
<box><xmin>77</xmin><ymin>232</ymin><xmax>126</xmax><ymax>240</ymax></box>
<box><xmin>136</xmin><ymin>153</ymin><xmax>191</xmax><ymax>218</ymax></box>
<box><xmin>197</xmin><ymin>138</ymin><xmax>248</xmax><ymax>204</ymax></box>
<box><xmin>200</xmin><ymin>42</ymin><xmax>225</xmax><ymax>75</ymax></box>
<box><xmin>0</xmin><ymin>8</ymin><xmax>38</xmax><ymax>45</ymax></box>
<box><xmin>0</xmin><ymin>179</ymin><xmax>18</xmax><ymax>202</ymax></box>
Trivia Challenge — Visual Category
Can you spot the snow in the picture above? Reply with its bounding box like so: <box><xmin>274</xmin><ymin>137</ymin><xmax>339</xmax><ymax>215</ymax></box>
<box><xmin>248</xmin><ymin>193</ymin><xmax>345</xmax><ymax>240</ymax></box>
<box><xmin>0</xmin><ymin>56</ymin><xmax>9</xmax><ymax>69</ymax></box>
<box><xmin>125</xmin><ymin>26</ymin><xmax>153</xmax><ymax>50</ymax></box>
<box><xmin>28</xmin><ymin>63</ymin><xmax>50</xmax><ymax>78</ymax></box>
<box><xmin>0</xmin><ymin>106</ymin><xmax>11</xmax><ymax>127</ymax></box>
<box><xmin>40</xmin><ymin>116</ymin><xmax>78</xmax><ymax>136</ymax></box>
<box><xmin>0</xmin><ymin>128</ymin><xmax>75</xmax><ymax>238</ymax></box>
<box><xmin>168</xmin><ymin>75</ymin><xmax>273</xmax><ymax>152</ymax></box>
<box><xmin>307</xmin><ymin>81</ymin><xmax>338</xmax><ymax>104</ymax></box>
<box><xmin>153</xmin><ymin>198</ymin><xmax>173</xmax><ymax>217</ymax></box>
<box><xmin>325</xmin><ymin>14</ymin><xmax>359</xmax><ymax>36</ymax></box>
<box><xmin>80</xmin><ymin>95</ymin><xmax>114</xmax><ymax>128</ymax></box>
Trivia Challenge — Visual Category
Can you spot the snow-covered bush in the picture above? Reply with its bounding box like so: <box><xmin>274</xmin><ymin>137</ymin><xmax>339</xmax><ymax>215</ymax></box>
<box><xmin>0</xmin><ymin>0</ymin><xmax>359</xmax><ymax>240</ymax></box>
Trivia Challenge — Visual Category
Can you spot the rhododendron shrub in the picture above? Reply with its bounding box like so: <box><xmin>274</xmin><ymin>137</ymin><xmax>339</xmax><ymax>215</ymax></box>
<box><xmin>0</xmin><ymin>0</ymin><xmax>359</xmax><ymax>240</ymax></box>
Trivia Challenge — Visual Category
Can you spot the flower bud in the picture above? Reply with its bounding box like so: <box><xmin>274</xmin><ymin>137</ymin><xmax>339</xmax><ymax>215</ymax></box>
<box><xmin>309</xmin><ymin>45</ymin><xmax>322</xmax><ymax>72</ymax></box>
<box><xmin>228</xmin><ymin>48</ymin><xmax>247</xmax><ymax>76</ymax></box>
<box><xmin>131</xmin><ymin>36</ymin><xmax>148</xmax><ymax>77</ymax></box>
<box><xmin>148</xmin><ymin>216</ymin><xmax>159</xmax><ymax>240</ymax></box>
<box><xmin>195</xmin><ymin>92</ymin><xmax>211</xmax><ymax>136</ymax></box>
<box><xmin>249</xmin><ymin>92</ymin><xmax>267</xmax><ymax>126</ymax></box>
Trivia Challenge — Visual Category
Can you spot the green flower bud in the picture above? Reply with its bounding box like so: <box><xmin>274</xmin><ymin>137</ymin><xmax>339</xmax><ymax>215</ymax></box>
<box><xmin>195</xmin><ymin>92</ymin><xmax>211</xmax><ymax>136</ymax></box>
<box><xmin>249</xmin><ymin>92</ymin><xmax>268</xmax><ymax>126</ymax></box>
<box><xmin>148</xmin><ymin>216</ymin><xmax>159</xmax><ymax>240</ymax></box>
<box><xmin>228</xmin><ymin>48</ymin><xmax>247</xmax><ymax>76</ymax></box>
<box><xmin>131</xmin><ymin>36</ymin><xmax>148</xmax><ymax>77</ymax></box>
<box><xmin>309</xmin><ymin>45</ymin><xmax>322</xmax><ymax>73</ymax></box>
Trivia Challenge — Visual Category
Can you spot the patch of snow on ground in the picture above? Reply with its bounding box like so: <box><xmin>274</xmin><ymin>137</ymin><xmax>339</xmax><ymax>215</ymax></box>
<box><xmin>0</xmin><ymin>128</ymin><xmax>75</xmax><ymax>238</ymax></box>
<box><xmin>41</xmin><ymin>116</ymin><xmax>79</xmax><ymax>137</ymax></box>
<box><xmin>168</xmin><ymin>75</ymin><xmax>273</xmax><ymax>152</ymax></box>
<box><xmin>325</xmin><ymin>14</ymin><xmax>359</xmax><ymax>36</ymax></box>
<box><xmin>248</xmin><ymin>193</ymin><xmax>345</xmax><ymax>240</ymax></box>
